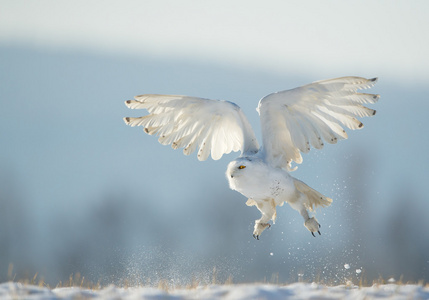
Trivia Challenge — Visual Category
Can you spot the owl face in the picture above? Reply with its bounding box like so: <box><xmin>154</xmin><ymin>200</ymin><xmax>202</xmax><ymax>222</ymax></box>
<box><xmin>228</xmin><ymin>163</ymin><xmax>246</xmax><ymax>179</ymax></box>
<box><xmin>226</xmin><ymin>159</ymin><xmax>250</xmax><ymax>193</ymax></box>
<box><xmin>226</xmin><ymin>158</ymin><xmax>254</xmax><ymax>179</ymax></box>
<box><xmin>226</xmin><ymin>157</ymin><xmax>267</xmax><ymax>184</ymax></box>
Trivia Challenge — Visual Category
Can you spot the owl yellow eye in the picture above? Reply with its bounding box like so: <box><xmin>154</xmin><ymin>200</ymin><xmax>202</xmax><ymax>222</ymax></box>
<box><xmin>238</xmin><ymin>165</ymin><xmax>246</xmax><ymax>169</ymax></box>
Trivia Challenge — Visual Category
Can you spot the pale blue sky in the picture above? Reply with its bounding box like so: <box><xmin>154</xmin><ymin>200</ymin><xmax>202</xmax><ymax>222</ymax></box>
<box><xmin>1</xmin><ymin>0</ymin><xmax>428</xmax><ymax>83</ymax></box>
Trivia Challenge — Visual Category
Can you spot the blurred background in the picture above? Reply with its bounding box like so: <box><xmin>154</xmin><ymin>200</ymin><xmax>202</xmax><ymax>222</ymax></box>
<box><xmin>1</xmin><ymin>0</ymin><xmax>428</xmax><ymax>286</ymax></box>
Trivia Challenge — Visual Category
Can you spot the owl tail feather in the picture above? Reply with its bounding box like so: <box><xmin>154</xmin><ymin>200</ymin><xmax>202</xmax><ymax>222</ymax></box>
<box><xmin>294</xmin><ymin>179</ymin><xmax>333</xmax><ymax>211</ymax></box>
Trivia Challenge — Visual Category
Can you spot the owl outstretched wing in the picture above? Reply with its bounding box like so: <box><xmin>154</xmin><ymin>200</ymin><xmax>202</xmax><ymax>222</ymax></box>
<box><xmin>257</xmin><ymin>77</ymin><xmax>379</xmax><ymax>171</ymax></box>
<box><xmin>124</xmin><ymin>94</ymin><xmax>259</xmax><ymax>161</ymax></box>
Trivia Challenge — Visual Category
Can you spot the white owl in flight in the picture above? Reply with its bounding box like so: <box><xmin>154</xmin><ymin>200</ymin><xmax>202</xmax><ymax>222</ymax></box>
<box><xmin>124</xmin><ymin>77</ymin><xmax>379</xmax><ymax>239</ymax></box>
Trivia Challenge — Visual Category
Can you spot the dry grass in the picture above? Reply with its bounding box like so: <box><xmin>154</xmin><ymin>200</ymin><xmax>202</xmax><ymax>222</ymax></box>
<box><xmin>5</xmin><ymin>263</ymin><xmax>427</xmax><ymax>292</ymax></box>
<box><xmin>7</xmin><ymin>263</ymin><xmax>101</xmax><ymax>290</ymax></box>
<box><xmin>55</xmin><ymin>273</ymin><xmax>101</xmax><ymax>290</ymax></box>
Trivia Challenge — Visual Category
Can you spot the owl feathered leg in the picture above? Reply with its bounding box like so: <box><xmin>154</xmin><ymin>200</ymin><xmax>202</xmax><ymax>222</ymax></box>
<box><xmin>288</xmin><ymin>197</ymin><xmax>321</xmax><ymax>237</ymax></box>
<box><xmin>288</xmin><ymin>179</ymin><xmax>332</xmax><ymax>236</ymax></box>
<box><xmin>246</xmin><ymin>198</ymin><xmax>277</xmax><ymax>240</ymax></box>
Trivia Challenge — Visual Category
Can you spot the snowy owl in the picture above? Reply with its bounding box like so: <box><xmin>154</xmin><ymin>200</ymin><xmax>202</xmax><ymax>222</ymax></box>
<box><xmin>124</xmin><ymin>77</ymin><xmax>379</xmax><ymax>239</ymax></box>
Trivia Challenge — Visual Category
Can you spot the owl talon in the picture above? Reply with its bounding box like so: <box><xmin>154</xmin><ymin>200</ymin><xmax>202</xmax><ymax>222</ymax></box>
<box><xmin>253</xmin><ymin>221</ymin><xmax>271</xmax><ymax>240</ymax></box>
<box><xmin>305</xmin><ymin>217</ymin><xmax>322</xmax><ymax>237</ymax></box>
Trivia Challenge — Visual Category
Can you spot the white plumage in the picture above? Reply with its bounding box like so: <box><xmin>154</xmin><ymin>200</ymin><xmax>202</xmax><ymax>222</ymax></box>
<box><xmin>124</xmin><ymin>76</ymin><xmax>379</xmax><ymax>239</ymax></box>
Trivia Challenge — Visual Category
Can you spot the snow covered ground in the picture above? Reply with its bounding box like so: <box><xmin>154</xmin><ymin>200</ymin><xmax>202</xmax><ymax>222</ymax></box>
<box><xmin>1</xmin><ymin>282</ymin><xmax>428</xmax><ymax>300</ymax></box>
